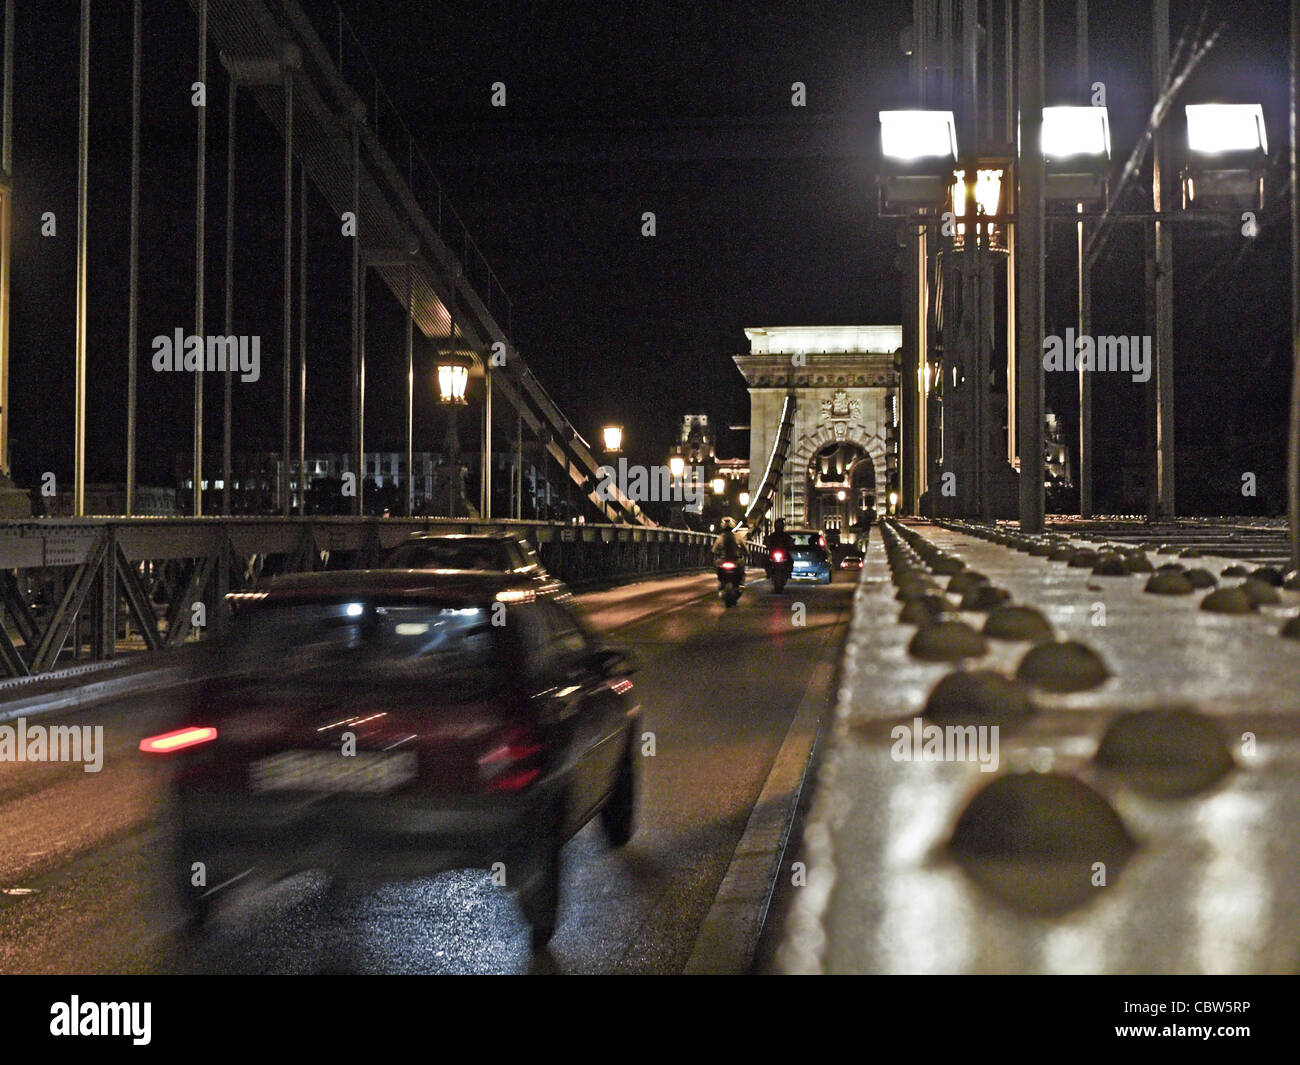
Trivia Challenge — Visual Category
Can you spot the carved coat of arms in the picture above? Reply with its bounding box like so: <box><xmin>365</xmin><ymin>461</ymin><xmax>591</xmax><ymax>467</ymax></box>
<box><xmin>819</xmin><ymin>390</ymin><xmax>862</xmax><ymax>423</ymax></box>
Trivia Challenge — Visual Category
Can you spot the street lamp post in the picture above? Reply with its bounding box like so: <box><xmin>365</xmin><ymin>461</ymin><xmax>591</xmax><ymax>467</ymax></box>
<box><xmin>437</xmin><ymin>354</ymin><xmax>471</xmax><ymax>517</ymax></box>
<box><xmin>667</xmin><ymin>454</ymin><xmax>686</xmax><ymax>527</ymax></box>
<box><xmin>879</xmin><ymin>108</ymin><xmax>958</xmax><ymax>517</ymax></box>
<box><xmin>1043</xmin><ymin>104</ymin><xmax>1111</xmax><ymax>518</ymax></box>
<box><xmin>599</xmin><ymin>425</ymin><xmax>624</xmax><ymax>522</ymax></box>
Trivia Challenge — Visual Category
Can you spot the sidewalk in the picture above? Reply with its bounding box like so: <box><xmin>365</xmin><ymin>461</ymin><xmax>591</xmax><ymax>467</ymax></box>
<box><xmin>776</xmin><ymin>521</ymin><xmax>1300</xmax><ymax>974</ymax></box>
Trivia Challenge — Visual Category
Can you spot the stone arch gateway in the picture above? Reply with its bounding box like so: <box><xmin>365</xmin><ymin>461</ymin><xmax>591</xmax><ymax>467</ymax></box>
<box><xmin>734</xmin><ymin>326</ymin><xmax>901</xmax><ymax>530</ymax></box>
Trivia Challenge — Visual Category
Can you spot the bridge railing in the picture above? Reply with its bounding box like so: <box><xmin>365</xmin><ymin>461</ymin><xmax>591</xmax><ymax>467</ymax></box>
<box><xmin>0</xmin><ymin>518</ymin><xmax>762</xmax><ymax>679</ymax></box>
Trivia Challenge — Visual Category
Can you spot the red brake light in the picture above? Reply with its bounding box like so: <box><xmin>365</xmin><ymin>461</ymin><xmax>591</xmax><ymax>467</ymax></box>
<box><xmin>771</xmin><ymin>550</ymin><xmax>785</xmax><ymax>562</ymax></box>
<box><xmin>720</xmin><ymin>561</ymin><xmax>737</xmax><ymax>569</ymax></box>
<box><xmin>484</xmin><ymin>767</ymin><xmax>541</xmax><ymax>792</ymax></box>
<box><xmin>139</xmin><ymin>726</ymin><xmax>218</xmax><ymax>754</ymax></box>
<box><xmin>477</xmin><ymin>725</ymin><xmax>544</xmax><ymax>793</ymax></box>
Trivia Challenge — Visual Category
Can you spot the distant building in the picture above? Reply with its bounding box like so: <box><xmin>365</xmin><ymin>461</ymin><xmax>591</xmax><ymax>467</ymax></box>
<box><xmin>678</xmin><ymin>414</ymin><xmax>716</xmax><ymax>465</ymax></box>
<box><xmin>665</xmin><ymin>412</ymin><xmax>750</xmax><ymax>527</ymax></box>
<box><xmin>713</xmin><ymin>456</ymin><xmax>749</xmax><ymax>483</ymax></box>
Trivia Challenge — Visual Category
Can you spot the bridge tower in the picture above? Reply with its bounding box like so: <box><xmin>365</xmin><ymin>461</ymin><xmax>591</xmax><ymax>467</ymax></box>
<box><xmin>734</xmin><ymin>326</ymin><xmax>900</xmax><ymax>532</ymax></box>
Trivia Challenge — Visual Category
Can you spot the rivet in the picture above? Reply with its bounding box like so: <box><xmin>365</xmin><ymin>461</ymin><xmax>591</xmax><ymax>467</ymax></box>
<box><xmin>1144</xmin><ymin>572</ymin><xmax>1193</xmax><ymax>595</ymax></box>
<box><xmin>983</xmin><ymin>604</ymin><xmax>1055</xmax><ymax>642</ymax></box>
<box><xmin>1200</xmin><ymin>586</ymin><xmax>1255</xmax><ymax>614</ymax></box>
<box><xmin>1094</xmin><ymin>707</ymin><xmax>1234</xmax><ymax>798</ymax></box>
<box><xmin>1015</xmin><ymin>640</ymin><xmax>1110</xmax><ymax>692</ymax></box>
<box><xmin>908</xmin><ymin>619</ymin><xmax>989</xmax><ymax>662</ymax></box>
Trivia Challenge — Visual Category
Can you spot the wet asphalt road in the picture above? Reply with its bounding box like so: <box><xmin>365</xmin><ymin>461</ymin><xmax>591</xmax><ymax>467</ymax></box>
<box><xmin>0</xmin><ymin>569</ymin><xmax>853</xmax><ymax>974</ymax></box>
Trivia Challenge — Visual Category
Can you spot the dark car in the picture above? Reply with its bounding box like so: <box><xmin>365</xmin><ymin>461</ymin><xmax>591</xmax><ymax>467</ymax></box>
<box><xmin>838</xmin><ymin>551</ymin><xmax>864</xmax><ymax>571</ymax></box>
<box><xmin>786</xmin><ymin>528</ymin><xmax>833</xmax><ymax>584</ymax></box>
<box><xmin>141</xmin><ymin>569</ymin><xmax>639</xmax><ymax>948</ymax></box>
<box><xmin>384</xmin><ymin>532</ymin><xmax>546</xmax><ymax>576</ymax></box>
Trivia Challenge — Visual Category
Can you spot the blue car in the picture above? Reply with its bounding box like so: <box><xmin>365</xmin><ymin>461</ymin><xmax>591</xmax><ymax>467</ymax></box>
<box><xmin>786</xmin><ymin>528</ymin><xmax>833</xmax><ymax>584</ymax></box>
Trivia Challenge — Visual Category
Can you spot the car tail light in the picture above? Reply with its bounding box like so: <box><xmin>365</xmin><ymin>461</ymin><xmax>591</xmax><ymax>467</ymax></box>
<box><xmin>719</xmin><ymin>561</ymin><xmax>738</xmax><ymax>569</ymax></box>
<box><xmin>477</xmin><ymin>724</ymin><xmax>544</xmax><ymax>793</ymax></box>
<box><xmin>771</xmin><ymin>550</ymin><xmax>785</xmax><ymax>563</ymax></box>
<box><xmin>139</xmin><ymin>726</ymin><xmax>218</xmax><ymax>754</ymax></box>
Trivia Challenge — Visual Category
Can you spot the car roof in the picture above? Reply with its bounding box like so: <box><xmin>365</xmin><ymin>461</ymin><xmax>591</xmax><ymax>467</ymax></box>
<box><xmin>258</xmin><ymin>568</ymin><xmax>561</xmax><ymax>605</ymax></box>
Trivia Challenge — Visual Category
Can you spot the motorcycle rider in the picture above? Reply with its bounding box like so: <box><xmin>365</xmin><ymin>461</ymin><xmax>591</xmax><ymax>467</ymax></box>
<box><xmin>713</xmin><ymin>517</ymin><xmax>744</xmax><ymax>604</ymax></box>
<box><xmin>713</xmin><ymin>516</ymin><xmax>743</xmax><ymax>562</ymax></box>
<box><xmin>765</xmin><ymin>517</ymin><xmax>795</xmax><ymax>557</ymax></box>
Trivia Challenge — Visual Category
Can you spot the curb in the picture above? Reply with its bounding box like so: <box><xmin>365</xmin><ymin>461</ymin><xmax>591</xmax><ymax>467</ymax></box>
<box><xmin>0</xmin><ymin>665</ymin><xmax>194</xmax><ymax>724</ymax></box>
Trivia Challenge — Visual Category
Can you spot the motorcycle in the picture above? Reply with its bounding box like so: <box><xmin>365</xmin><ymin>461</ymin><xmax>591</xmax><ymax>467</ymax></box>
<box><xmin>766</xmin><ymin>548</ymin><xmax>794</xmax><ymax>593</ymax></box>
<box><xmin>716</xmin><ymin>559</ymin><xmax>744</xmax><ymax>607</ymax></box>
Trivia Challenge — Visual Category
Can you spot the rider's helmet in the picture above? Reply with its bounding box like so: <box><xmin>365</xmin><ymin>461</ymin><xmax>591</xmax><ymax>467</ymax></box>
<box><xmin>774</xmin><ymin>517</ymin><xmax>786</xmax><ymax>533</ymax></box>
<box><xmin>721</xmin><ymin>516</ymin><xmax>737</xmax><ymax>530</ymax></box>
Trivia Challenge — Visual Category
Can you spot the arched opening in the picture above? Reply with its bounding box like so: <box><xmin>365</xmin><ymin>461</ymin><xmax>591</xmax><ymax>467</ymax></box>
<box><xmin>775</xmin><ymin>420</ymin><xmax>886</xmax><ymax>539</ymax></box>
<box><xmin>803</xmin><ymin>442</ymin><xmax>876</xmax><ymax>546</ymax></box>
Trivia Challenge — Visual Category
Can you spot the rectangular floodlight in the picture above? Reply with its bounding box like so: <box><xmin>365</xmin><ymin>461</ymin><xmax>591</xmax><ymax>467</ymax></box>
<box><xmin>879</xmin><ymin>110</ymin><xmax>958</xmax><ymax>161</ymax></box>
<box><xmin>1042</xmin><ymin>106</ymin><xmax>1111</xmax><ymax>159</ymax></box>
<box><xmin>1185</xmin><ymin>104</ymin><xmax>1267</xmax><ymax>155</ymax></box>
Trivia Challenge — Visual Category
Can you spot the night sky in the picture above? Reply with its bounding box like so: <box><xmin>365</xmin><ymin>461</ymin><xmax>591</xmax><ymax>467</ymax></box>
<box><xmin>7</xmin><ymin>0</ymin><xmax>1296</xmax><ymax>513</ymax></box>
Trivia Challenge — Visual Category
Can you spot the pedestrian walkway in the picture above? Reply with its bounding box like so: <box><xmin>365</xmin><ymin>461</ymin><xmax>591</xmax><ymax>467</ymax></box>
<box><xmin>776</xmin><ymin>521</ymin><xmax>1300</xmax><ymax>974</ymax></box>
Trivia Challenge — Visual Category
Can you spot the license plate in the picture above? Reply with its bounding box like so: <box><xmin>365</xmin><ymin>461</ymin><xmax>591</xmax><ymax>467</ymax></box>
<box><xmin>249</xmin><ymin>750</ymin><xmax>417</xmax><ymax>794</ymax></box>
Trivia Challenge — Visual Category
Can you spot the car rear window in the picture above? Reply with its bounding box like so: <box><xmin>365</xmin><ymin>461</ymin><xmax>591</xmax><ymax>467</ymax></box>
<box><xmin>225</xmin><ymin>600</ymin><xmax>502</xmax><ymax>696</ymax></box>
<box><xmin>791</xmin><ymin>533</ymin><xmax>823</xmax><ymax>548</ymax></box>
<box><xmin>386</xmin><ymin>540</ymin><xmax>506</xmax><ymax>571</ymax></box>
